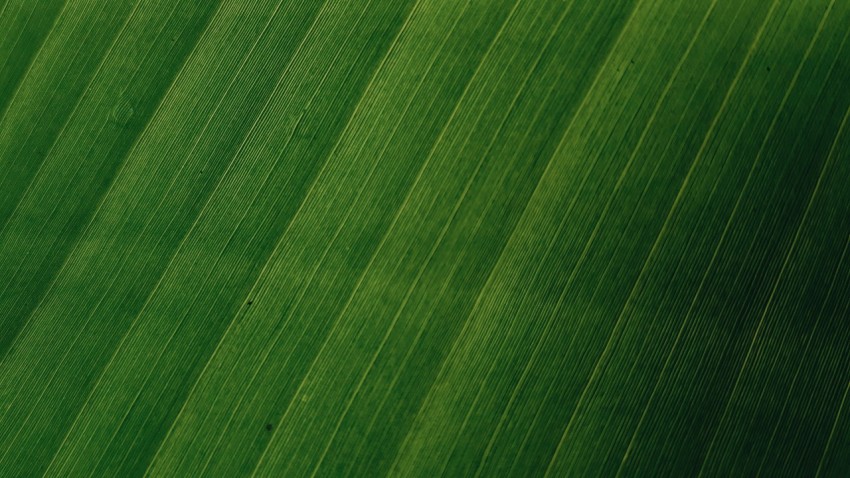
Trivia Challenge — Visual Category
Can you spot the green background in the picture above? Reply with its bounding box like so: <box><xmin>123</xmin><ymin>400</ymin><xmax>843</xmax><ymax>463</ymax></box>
<box><xmin>0</xmin><ymin>0</ymin><xmax>848</xmax><ymax>476</ymax></box>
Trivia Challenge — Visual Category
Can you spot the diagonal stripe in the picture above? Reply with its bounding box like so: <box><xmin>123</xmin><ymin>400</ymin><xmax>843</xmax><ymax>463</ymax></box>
<box><xmin>693</xmin><ymin>3</ymin><xmax>841</xmax><ymax>472</ymax></box>
<box><xmin>541</xmin><ymin>0</ymin><xmax>781</xmax><ymax>473</ymax></box>
<box><xmin>473</xmin><ymin>0</ymin><xmax>721</xmax><ymax>473</ymax></box>
<box><xmin>245</xmin><ymin>1</ymin><xmax>530</xmax><ymax>474</ymax></box>
<box><xmin>386</xmin><ymin>0</ymin><xmax>646</xmax><ymax>472</ymax></box>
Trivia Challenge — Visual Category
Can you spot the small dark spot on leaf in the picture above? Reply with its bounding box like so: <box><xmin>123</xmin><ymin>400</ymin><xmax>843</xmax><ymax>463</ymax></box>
<box><xmin>766</xmin><ymin>66</ymin><xmax>771</xmax><ymax>72</ymax></box>
<box><xmin>247</xmin><ymin>300</ymin><xmax>253</xmax><ymax>305</ymax></box>
<box><xmin>265</xmin><ymin>423</ymin><xmax>273</xmax><ymax>431</ymax></box>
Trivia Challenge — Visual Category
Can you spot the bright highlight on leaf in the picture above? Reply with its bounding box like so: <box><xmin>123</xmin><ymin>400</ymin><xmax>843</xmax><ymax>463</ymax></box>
<box><xmin>0</xmin><ymin>0</ymin><xmax>848</xmax><ymax>476</ymax></box>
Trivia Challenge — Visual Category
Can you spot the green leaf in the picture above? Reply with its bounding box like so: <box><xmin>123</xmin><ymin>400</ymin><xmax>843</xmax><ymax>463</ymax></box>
<box><xmin>0</xmin><ymin>0</ymin><xmax>848</xmax><ymax>476</ymax></box>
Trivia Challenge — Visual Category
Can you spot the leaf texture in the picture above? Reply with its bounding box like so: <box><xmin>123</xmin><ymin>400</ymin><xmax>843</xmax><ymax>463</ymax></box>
<box><xmin>0</xmin><ymin>0</ymin><xmax>848</xmax><ymax>476</ymax></box>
